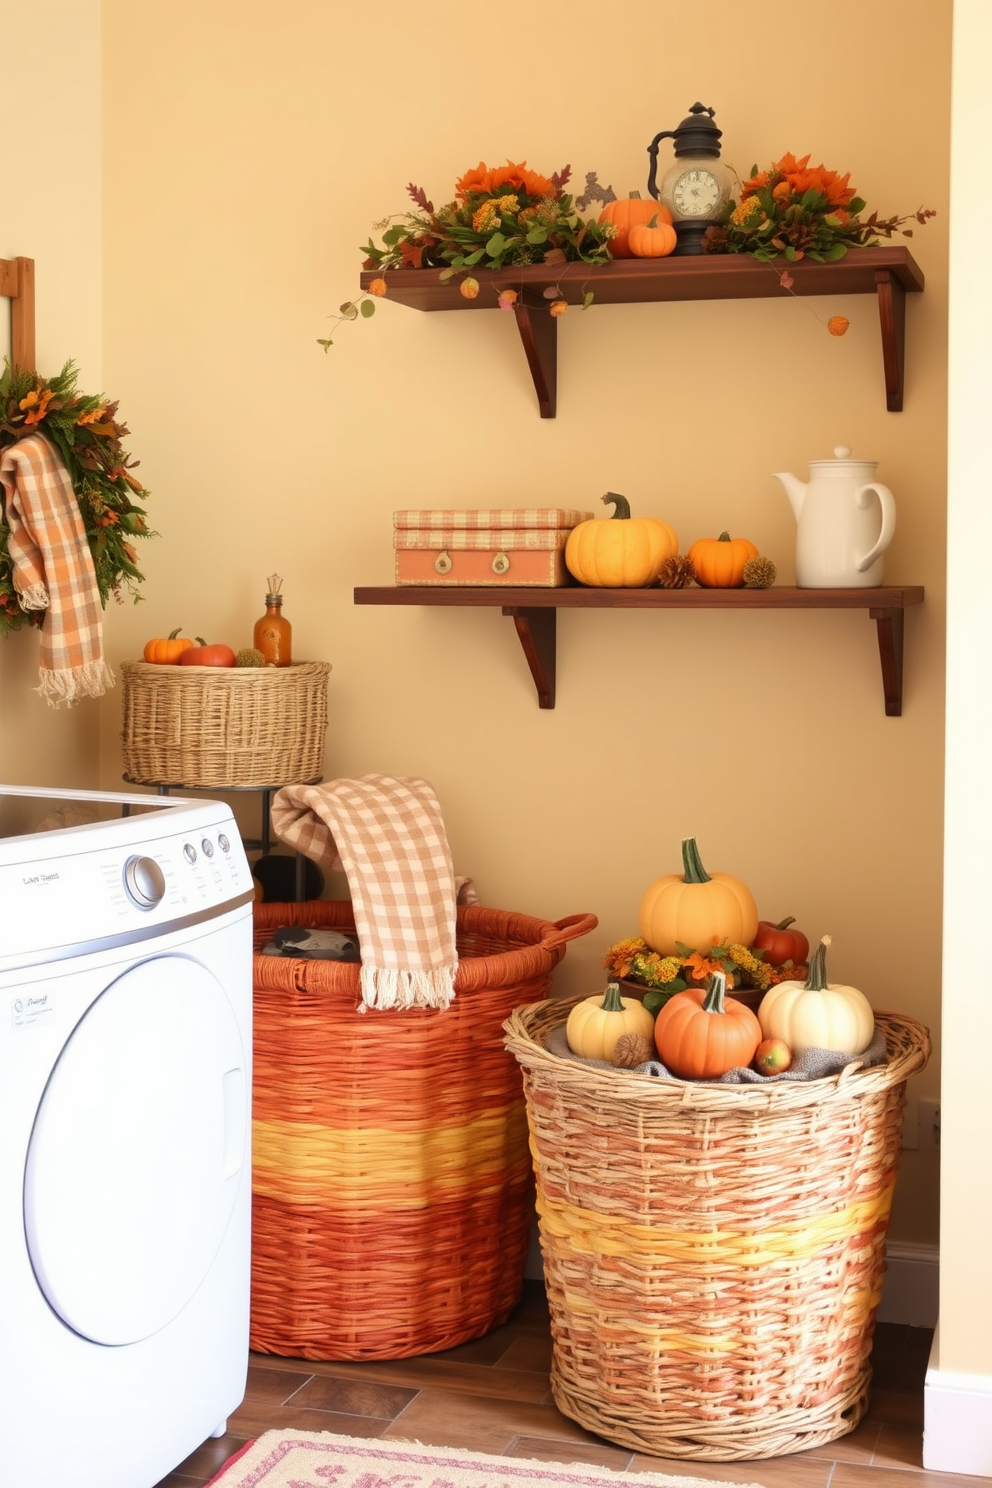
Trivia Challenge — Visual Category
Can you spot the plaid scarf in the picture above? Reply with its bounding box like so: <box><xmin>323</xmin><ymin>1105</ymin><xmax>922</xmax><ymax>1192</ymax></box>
<box><xmin>271</xmin><ymin>774</ymin><xmax>477</xmax><ymax>1011</ymax></box>
<box><xmin>0</xmin><ymin>432</ymin><xmax>114</xmax><ymax>706</ymax></box>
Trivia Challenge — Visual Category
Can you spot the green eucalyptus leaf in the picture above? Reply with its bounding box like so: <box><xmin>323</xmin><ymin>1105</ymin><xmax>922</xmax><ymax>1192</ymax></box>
<box><xmin>526</xmin><ymin>228</ymin><xmax>549</xmax><ymax>244</ymax></box>
<box><xmin>582</xmin><ymin>290</ymin><xmax>594</xmax><ymax>309</ymax></box>
<box><xmin>360</xmin><ymin>299</ymin><xmax>376</xmax><ymax>317</ymax></box>
<box><xmin>485</xmin><ymin>231</ymin><xmax>508</xmax><ymax>256</ymax></box>
<box><xmin>826</xmin><ymin>242</ymin><xmax>848</xmax><ymax>259</ymax></box>
<box><xmin>339</xmin><ymin>302</ymin><xmax>360</xmax><ymax>320</ymax></box>
<box><xmin>464</xmin><ymin>248</ymin><xmax>485</xmax><ymax>265</ymax></box>
<box><xmin>438</xmin><ymin>268</ymin><xmax>456</xmax><ymax>281</ymax></box>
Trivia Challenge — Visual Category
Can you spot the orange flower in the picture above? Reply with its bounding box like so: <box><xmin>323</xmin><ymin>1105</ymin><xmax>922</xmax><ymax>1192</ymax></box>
<box><xmin>455</xmin><ymin>161</ymin><xmax>495</xmax><ymax>200</ymax></box>
<box><xmin>827</xmin><ymin>315</ymin><xmax>850</xmax><ymax>337</ymax></box>
<box><xmin>455</xmin><ymin>159</ymin><xmax>556</xmax><ymax>202</ymax></box>
<box><xmin>77</xmin><ymin>405</ymin><xmax>109</xmax><ymax>425</ymax></box>
<box><xmin>21</xmin><ymin>388</ymin><xmax>53</xmax><ymax>425</ymax></box>
<box><xmin>368</xmin><ymin>278</ymin><xmax>388</xmax><ymax>297</ymax></box>
<box><xmin>497</xmin><ymin>289</ymin><xmax>518</xmax><ymax>311</ymax></box>
<box><xmin>684</xmin><ymin>952</ymin><xmax>725</xmax><ymax>984</ymax></box>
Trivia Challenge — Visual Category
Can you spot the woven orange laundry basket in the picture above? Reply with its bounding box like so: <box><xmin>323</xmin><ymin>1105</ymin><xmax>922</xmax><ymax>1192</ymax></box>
<box><xmin>250</xmin><ymin>899</ymin><xmax>595</xmax><ymax>1361</ymax></box>
<box><xmin>504</xmin><ymin>994</ymin><xmax>930</xmax><ymax>1462</ymax></box>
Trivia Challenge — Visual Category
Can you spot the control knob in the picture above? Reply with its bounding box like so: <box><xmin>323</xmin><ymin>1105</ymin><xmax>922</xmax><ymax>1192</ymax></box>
<box><xmin>123</xmin><ymin>854</ymin><xmax>167</xmax><ymax>909</ymax></box>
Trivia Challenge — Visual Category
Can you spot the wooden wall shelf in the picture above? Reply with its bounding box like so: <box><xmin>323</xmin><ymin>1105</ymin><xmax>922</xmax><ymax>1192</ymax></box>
<box><xmin>359</xmin><ymin>246</ymin><xmax>924</xmax><ymax>418</ymax></box>
<box><xmin>354</xmin><ymin>584</ymin><xmax>925</xmax><ymax>716</ymax></box>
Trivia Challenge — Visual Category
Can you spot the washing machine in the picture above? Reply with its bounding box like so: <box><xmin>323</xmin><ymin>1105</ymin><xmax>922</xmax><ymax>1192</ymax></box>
<box><xmin>0</xmin><ymin>784</ymin><xmax>255</xmax><ymax>1488</ymax></box>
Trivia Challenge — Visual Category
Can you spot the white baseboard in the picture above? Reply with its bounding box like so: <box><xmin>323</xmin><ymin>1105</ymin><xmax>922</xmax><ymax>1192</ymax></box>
<box><xmin>877</xmin><ymin>1241</ymin><xmax>940</xmax><ymax>1328</ymax></box>
<box><xmin>529</xmin><ymin>1225</ymin><xmax>941</xmax><ymax>1331</ymax></box>
<box><xmin>924</xmin><ymin>1326</ymin><xmax>992</xmax><ymax>1475</ymax></box>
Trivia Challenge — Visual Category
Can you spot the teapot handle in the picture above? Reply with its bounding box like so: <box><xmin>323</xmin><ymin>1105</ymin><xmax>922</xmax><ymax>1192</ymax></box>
<box><xmin>855</xmin><ymin>483</ymin><xmax>897</xmax><ymax>573</ymax></box>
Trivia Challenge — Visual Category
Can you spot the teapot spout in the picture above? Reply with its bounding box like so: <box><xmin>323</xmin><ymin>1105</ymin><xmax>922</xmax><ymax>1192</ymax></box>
<box><xmin>774</xmin><ymin>470</ymin><xmax>807</xmax><ymax>521</ymax></box>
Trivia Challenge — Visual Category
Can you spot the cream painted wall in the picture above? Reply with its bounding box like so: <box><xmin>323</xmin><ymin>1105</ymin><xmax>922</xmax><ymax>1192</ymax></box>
<box><xmin>0</xmin><ymin>0</ymin><xmax>103</xmax><ymax>785</ymax></box>
<box><xmin>99</xmin><ymin>0</ymin><xmax>950</xmax><ymax>1246</ymax></box>
<box><xmin>942</xmin><ymin>0</ymin><xmax>992</xmax><ymax>1378</ymax></box>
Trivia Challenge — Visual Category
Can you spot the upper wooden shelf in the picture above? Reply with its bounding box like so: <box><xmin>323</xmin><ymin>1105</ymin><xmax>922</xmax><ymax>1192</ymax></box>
<box><xmin>354</xmin><ymin>584</ymin><xmax>925</xmax><ymax>717</ymax></box>
<box><xmin>359</xmin><ymin>246</ymin><xmax>924</xmax><ymax>417</ymax></box>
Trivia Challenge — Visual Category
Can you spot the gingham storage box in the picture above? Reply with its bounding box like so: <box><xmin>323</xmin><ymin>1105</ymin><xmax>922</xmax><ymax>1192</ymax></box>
<box><xmin>393</xmin><ymin>507</ymin><xmax>593</xmax><ymax>587</ymax></box>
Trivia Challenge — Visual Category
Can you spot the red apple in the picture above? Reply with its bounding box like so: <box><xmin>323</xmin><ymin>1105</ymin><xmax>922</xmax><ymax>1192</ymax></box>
<box><xmin>754</xmin><ymin>1038</ymin><xmax>793</xmax><ymax>1076</ymax></box>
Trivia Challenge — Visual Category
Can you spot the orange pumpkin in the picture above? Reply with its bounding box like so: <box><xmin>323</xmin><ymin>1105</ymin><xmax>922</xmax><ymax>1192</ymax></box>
<box><xmin>687</xmin><ymin>531</ymin><xmax>759</xmax><ymax>588</ymax></box>
<box><xmin>653</xmin><ymin>971</ymin><xmax>761</xmax><ymax>1079</ymax></box>
<box><xmin>628</xmin><ymin>215</ymin><xmax>677</xmax><ymax>259</ymax></box>
<box><xmin>639</xmin><ymin>837</ymin><xmax>758</xmax><ymax>957</ymax></box>
<box><xmin>598</xmin><ymin>193</ymin><xmax>673</xmax><ymax>258</ymax></box>
<box><xmin>143</xmin><ymin>628</ymin><xmax>194</xmax><ymax>664</ymax></box>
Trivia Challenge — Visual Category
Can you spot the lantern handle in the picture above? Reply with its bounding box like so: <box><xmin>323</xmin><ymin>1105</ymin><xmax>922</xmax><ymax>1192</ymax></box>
<box><xmin>646</xmin><ymin>130</ymin><xmax>676</xmax><ymax>201</ymax></box>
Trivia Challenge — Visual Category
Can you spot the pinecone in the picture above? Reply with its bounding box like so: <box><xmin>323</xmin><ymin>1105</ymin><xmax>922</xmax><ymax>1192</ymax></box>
<box><xmin>655</xmin><ymin>554</ymin><xmax>697</xmax><ymax>589</ymax></box>
<box><xmin>742</xmin><ymin>555</ymin><xmax>777</xmax><ymax>589</ymax></box>
<box><xmin>235</xmin><ymin>647</ymin><xmax>266</xmax><ymax>667</ymax></box>
<box><xmin>612</xmin><ymin>1031</ymin><xmax>655</xmax><ymax>1069</ymax></box>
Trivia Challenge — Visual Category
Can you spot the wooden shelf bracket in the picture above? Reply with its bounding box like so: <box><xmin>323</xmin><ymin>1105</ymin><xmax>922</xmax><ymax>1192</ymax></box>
<box><xmin>875</xmin><ymin>269</ymin><xmax>907</xmax><ymax>412</ymax></box>
<box><xmin>870</xmin><ymin>604</ymin><xmax>907</xmax><ymax>716</ymax></box>
<box><xmin>503</xmin><ymin>605</ymin><xmax>557</xmax><ymax>708</ymax></box>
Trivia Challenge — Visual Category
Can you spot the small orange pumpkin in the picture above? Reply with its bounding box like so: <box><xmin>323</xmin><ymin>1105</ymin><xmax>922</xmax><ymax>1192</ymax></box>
<box><xmin>687</xmin><ymin>531</ymin><xmax>759</xmax><ymax>588</ymax></box>
<box><xmin>143</xmin><ymin>628</ymin><xmax>194</xmax><ymax>664</ymax></box>
<box><xmin>628</xmin><ymin>215</ymin><xmax>677</xmax><ymax>259</ymax></box>
<box><xmin>653</xmin><ymin>971</ymin><xmax>761</xmax><ymax>1080</ymax></box>
<box><xmin>598</xmin><ymin>193</ymin><xmax>673</xmax><ymax>258</ymax></box>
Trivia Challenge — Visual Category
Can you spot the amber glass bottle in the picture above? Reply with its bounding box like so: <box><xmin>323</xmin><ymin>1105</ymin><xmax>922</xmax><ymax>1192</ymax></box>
<box><xmin>253</xmin><ymin>574</ymin><xmax>292</xmax><ymax>666</ymax></box>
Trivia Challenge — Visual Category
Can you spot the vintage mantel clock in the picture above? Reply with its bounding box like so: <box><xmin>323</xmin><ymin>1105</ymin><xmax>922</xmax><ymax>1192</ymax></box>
<box><xmin>647</xmin><ymin>102</ymin><xmax>734</xmax><ymax>255</ymax></box>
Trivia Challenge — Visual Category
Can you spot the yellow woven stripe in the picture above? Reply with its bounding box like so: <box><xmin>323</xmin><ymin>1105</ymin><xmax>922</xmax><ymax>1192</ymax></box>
<box><xmin>537</xmin><ymin>1180</ymin><xmax>895</xmax><ymax>1267</ymax></box>
<box><xmin>253</xmin><ymin>1105</ymin><xmax>529</xmax><ymax>1206</ymax></box>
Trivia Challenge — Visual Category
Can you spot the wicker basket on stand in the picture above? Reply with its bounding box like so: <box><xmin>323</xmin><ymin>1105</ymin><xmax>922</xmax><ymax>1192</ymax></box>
<box><xmin>120</xmin><ymin>660</ymin><xmax>330</xmax><ymax>788</ymax></box>
<box><xmin>250</xmin><ymin>899</ymin><xmax>596</xmax><ymax>1361</ymax></box>
<box><xmin>504</xmin><ymin>994</ymin><xmax>930</xmax><ymax>1462</ymax></box>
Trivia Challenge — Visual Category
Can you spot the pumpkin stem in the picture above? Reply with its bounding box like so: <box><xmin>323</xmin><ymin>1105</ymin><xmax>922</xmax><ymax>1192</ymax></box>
<box><xmin>628</xmin><ymin>190</ymin><xmax>642</xmax><ymax>199</ymax></box>
<box><xmin>681</xmin><ymin>836</ymin><xmax>712</xmax><ymax>884</ymax></box>
<box><xmin>775</xmin><ymin>916</ymin><xmax>796</xmax><ymax>930</ymax></box>
<box><xmin>168</xmin><ymin>627</ymin><xmax>183</xmax><ymax>639</ymax></box>
<box><xmin>804</xmin><ymin>935</ymin><xmax>832</xmax><ymax>991</ymax></box>
<box><xmin>702</xmin><ymin>971</ymin><xmax>727</xmax><ymax>1014</ymax></box>
<box><xmin>602</xmin><ymin>492</ymin><xmax>632</xmax><ymax>521</ymax></box>
<box><xmin>718</xmin><ymin>531</ymin><xmax>732</xmax><ymax>542</ymax></box>
<box><xmin>600</xmin><ymin>980</ymin><xmax>626</xmax><ymax>1012</ymax></box>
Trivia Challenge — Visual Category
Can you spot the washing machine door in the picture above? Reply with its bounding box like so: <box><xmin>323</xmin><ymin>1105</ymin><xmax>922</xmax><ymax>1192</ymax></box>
<box><xmin>24</xmin><ymin>953</ymin><xmax>248</xmax><ymax>1346</ymax></box>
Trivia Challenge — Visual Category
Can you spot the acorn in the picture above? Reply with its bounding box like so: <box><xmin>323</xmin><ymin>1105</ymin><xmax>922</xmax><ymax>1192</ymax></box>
<box><xmin>235</xmin><ymin>647</ymin><xmax>266</xmax><ymax>667</ymax></box>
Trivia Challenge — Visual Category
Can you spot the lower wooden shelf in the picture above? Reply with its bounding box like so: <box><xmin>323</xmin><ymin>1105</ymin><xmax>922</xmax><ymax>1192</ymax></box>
<box><xmin>353</xmin><ymin>584</ymin><xmax>925</xmax><ymax>716</ymax></box>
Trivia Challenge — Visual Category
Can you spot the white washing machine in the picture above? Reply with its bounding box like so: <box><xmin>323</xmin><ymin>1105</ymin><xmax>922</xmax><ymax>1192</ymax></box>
<box><xmin>0</xmin><ymin>784</ymin><xmax>255</xmax><ymax>1488</ymax></box>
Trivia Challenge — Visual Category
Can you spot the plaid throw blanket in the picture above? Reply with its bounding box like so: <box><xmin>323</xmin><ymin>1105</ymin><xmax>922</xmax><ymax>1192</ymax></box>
<box><xmin>0</xmin><ymin>432</ymin><xmax>114</xmax><ymax>706</ymax></box>
<box><xmin>270</xmin><ymin>774</ymin><xmax>477</xmax><ymax>1011</ymax></box>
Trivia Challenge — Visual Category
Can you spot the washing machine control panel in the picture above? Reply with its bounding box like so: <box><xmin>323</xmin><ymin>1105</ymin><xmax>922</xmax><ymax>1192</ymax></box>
<box><xmin>0</xmin><ymin>800</ymin><xmax>255</xmax><ymax>970</ymax></box>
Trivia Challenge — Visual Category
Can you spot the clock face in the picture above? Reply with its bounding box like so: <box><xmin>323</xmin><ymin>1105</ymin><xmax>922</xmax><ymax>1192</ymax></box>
<box><xmin>672</xmin><ymin>167</ymin><xmax>721</xmax><ymax>218</ymax></box>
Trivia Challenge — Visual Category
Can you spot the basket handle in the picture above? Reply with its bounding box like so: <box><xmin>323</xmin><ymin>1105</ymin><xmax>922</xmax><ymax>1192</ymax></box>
<box><xmin>540</xmin><ymin>912</ymin><xmax>599</xmax><ymax>952</ymax></box>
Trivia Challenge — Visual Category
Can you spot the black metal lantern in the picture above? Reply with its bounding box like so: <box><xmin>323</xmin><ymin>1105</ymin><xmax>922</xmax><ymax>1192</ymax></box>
<box><xmin>647</xmin><ymin>103</ymin><xmax>734</xmax><ymax>256</ymax></box>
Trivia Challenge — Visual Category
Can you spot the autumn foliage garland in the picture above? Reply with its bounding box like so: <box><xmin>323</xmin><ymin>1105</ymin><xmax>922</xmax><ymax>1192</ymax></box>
<box><xmin>0</xmin><ymin>360</ymin><xmax>153</xmax><ymax>637</ymax></box>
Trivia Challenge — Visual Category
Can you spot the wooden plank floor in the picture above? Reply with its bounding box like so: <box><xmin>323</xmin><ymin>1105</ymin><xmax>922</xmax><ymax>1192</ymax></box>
<box><xmin>156</xmin><ymin>1284</ymin><xmax>989</xmax><ymax>1488</ymax></box>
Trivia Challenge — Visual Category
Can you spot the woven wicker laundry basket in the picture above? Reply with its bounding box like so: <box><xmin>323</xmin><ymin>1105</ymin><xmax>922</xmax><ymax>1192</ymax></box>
<box><xmin>250</xmin><ymin>899</ymin><xmax>596</xmax><ymax>1361</ymax></box>
<box><xmin>120</xmin><ymin>660</ymin><xmax>330</xmax><ymax>788</ymax></box>
<box><xmin>504</xmin><ymin>993</ymin><xmax>930</xmax><ymax>1462</ymax></box>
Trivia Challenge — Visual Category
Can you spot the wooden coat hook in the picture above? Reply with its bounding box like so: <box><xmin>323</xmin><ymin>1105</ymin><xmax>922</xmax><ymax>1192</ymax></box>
<box><xmin>0</xmin><ymin>256</ymin><xmax>37</xmax><ymax>372</ymax></box>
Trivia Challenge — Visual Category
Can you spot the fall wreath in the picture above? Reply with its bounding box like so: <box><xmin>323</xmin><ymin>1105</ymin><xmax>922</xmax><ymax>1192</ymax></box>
<box><xmin>0</xmin><ymin>360</ymin><xmax>153</xmax><ymax>637</ymax></box>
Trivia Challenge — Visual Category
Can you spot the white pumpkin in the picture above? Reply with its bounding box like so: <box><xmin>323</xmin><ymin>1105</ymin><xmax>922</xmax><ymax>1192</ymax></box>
<box><xmin>758</xmin><ymin>935</ymin><xmax>874</xmax><ymax>1056</ymax></box>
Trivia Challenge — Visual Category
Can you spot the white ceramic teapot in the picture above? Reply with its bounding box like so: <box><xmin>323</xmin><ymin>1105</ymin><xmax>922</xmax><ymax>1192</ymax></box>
<box><xmin>774</xmin><ymin>445</ymin><xmax>896</xmax><ymax>588</ymax></box>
